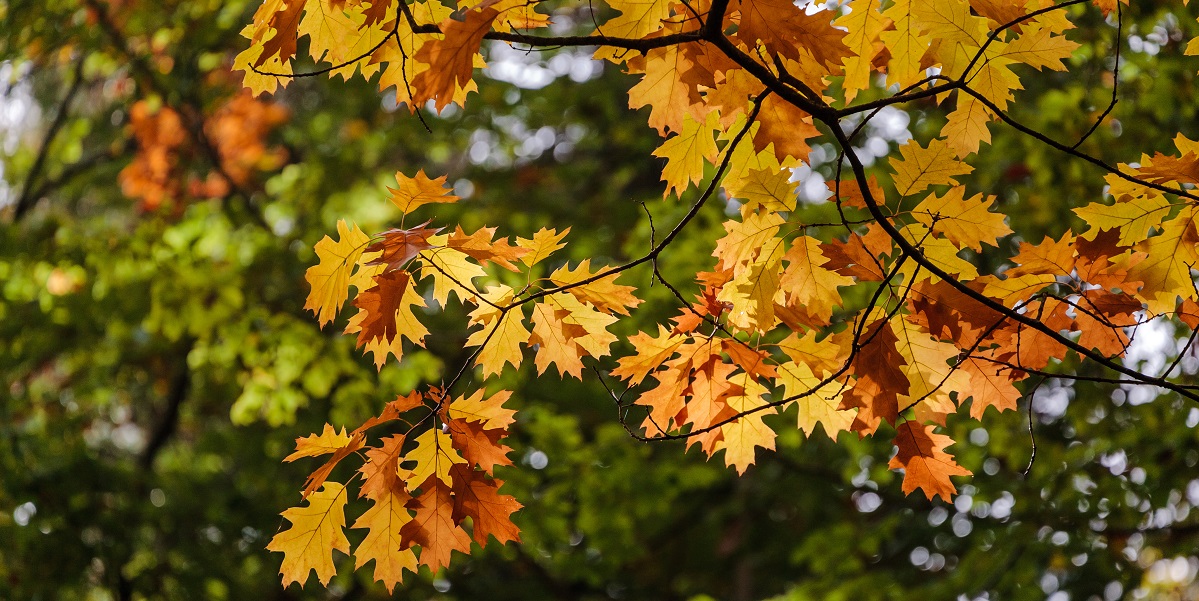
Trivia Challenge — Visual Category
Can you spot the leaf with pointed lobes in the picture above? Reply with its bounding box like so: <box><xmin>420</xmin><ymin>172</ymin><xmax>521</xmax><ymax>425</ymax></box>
<box><xmin>840</xmin><ymin>318</ymin><xmax>910</xmax><ymax>434</ymax></box>
<box><xmin>447</xmin><ymin>225</ymin><xmax>529</xmax><ymax>271</ymax></box>
<box><xmin>653</xmin><ymin>112</ymin><xmax>720</xmax><ymax>198</ymax></box>
<box><xmin>890</xmin><ymin>138</ymin><xmax>974</xmax><ymax>197</ymax></box>
<box><xmin>366</xmin><ymin>221</ymin><xmax>443</xmax><ymax>272</ymax></box>
<box><xmin>253</xmin><ymin>0</ymin><xmax>306</xmax><ymax>67</ymax></box>
<box><xmin>443</xmin><ymin>389</ymin><xmax>516</xmax><ymax>430</ymax></box>
<box><xmin>449</xmin><ymin>465</ymin><xmax>523</xmax><ymax>546</ymax></box>
<box><xmin>726</xmin><ymin>167</ymin><xmax>799</xmax><ymax>213</ymax></box>
<box><xmin>267</xmin><ymin>482</ymin><xmax>350</xmax><ymax>588</ymax></box>
<box><xmin>305</xmin><ymin>220</ymin><xmax>371</xmax><ymax>327</ymax></box>
<box><xmin>386</xmin><ymin>170</ymin><xmax>458</xmax><ymax>214</ymax></box>
<box><xmin>721</xmin><ymin>339</ymin><xmax>778</xmax><ymax>380</ymax></box>
<box><xmin>352</xmin><ymin>391</ymin><xmax>425</xmax><ymax>437</ymax></box>
<box><xmin>612</xmin><ymin>325</ymin><xmax>686</xmax><ymax>386</ymax></box>
<box><xmin>411</xmin><ymin>6</ymin><xmax>501</xmax><ymax>111</ymax></box>
<box><xmin>399</xmin><ymin>476</ymin><xmax>473</xmax><ymax>573</ymax></box>
<box><xmin>351</xmin><ymin>483</ymin><xmax>417</xmax><ymax>593</ymax></box>
<box><xmin>889</xmin><ymin>421</ymin><xmax>972</xmax><ymax>502</ymax></box>
<box><xmin>529</xmin><ymin>293</ymin><xmax>620</xmax><ymax>378</ymax></box>
<box><xmin>830</xmin><ymin>175</ymin><xmax>885</xmax><ymax>210</ymax></box>
<box><xmin>735</xmin><ymin>0</ymin><xmax>852</xmax><ymax>68</ymax></box>
<box><xmin>1138</xmin><ymin>152</ymin><xmax>1199</xmax><ymax>186</ymax></box>
<box><xmin>402</xmin><ymin>429</ymin><xmax>467</xmax><ymax>490</ymax></box>
<box><xmin>446</xmin><ymin>418</ymin><xmax>513</xmax><ymax>474</ymax></box>
<box><xmin>464</xmin><ymin>286</ymin><xmax>530</xmax><ymax>378</ymax></box>
<box><xmin>529</xmin><ymin>302</ymin><xmax>590</xmax><ymax>378</ymax></box>
<box><xmin>345</xmin><ymin>271</ymin><xmax>430</xmax><ymax>369</ymax></box>
<box><xmin>911</xmin><ymin>186</ymin><xmax>1013</xmax><ymax>252</ymax></box>
<box><xmin>351</xmin><ymin>269</ymin><xmax>428</xmax><ymax>347</ymax></box>
<box><xmin>358</xmin><ymin>435</ymin><xmax>406</xmax><ymax>501</ymax></box>
<box><xmin>286</xmin><ymin>424</ymin><xmax>358</xmax><ymax>462</ymax></box>
<box><xmin>627</xmin><ymin>44</ymin><xmax>699</xmax><ymax>136</ymax></box>
<box><xmin>780</xmin><ymin>236</ymin><xmax>854</xmax><ymax>325</ymax></box>
<box><xmin>299</xmin><ymin>430</ymin><xmax>366</xmax><ymax>499</ymax></box>
<box><xmin>717</xmin><ymin>373</ymin><xmax>775</xmax><ymax>474</ymax></box>
<box><xmin>777</xmin><ymin>360</ymin><xmax>854</xmax><ymax>439</ymax></box>
<box><xmin>517</xmin><ymin>226</ymin><xmax>569</xmax><ymax>266</ymax></box>
<box><xmin>753</xmin><ymin>94</ymin><xmax>820</xmax><ymax>163</ymax></box>
<box><xmin>550</xmin><ymin>259</ymin><xmax>643</xmax><ymax>315</ymax></box>
<box><xmin>960</xmin><ymin>358</ymin><xmax>1021</xmax><ymax>419</ymax></box>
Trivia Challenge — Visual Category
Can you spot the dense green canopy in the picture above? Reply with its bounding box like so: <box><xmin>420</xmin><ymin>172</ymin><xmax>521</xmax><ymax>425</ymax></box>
<box><xmin>3</xmin><ymin>0</ymin><xmax>1199</xmax><ymax>599</ymax></box>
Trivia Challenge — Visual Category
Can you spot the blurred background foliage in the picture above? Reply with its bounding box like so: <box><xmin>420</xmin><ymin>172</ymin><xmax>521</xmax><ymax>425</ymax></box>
<box><xmin>2</xmin><ymin>0</ymin><xmax>1199</xmax><ymax>599</ymax></box>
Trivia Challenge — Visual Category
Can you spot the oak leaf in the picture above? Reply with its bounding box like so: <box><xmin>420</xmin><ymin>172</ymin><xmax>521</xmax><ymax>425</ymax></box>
<box><xmin>888</xmin><ymin>422</ymin><xmax>972</xmax><ymax>502</ymax></box>
<box><xmin>267</xmin><ymin>482</ymin><xmax>350</xmax><ymax>587</ymax></box>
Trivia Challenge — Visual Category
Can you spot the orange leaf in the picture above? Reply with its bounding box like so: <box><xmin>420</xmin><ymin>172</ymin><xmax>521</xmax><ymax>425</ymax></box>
<box><xmin>449</xmin><ymin>464</ymin><xmax>523</xmax><ymax>546</ymax></box>
<box><xmin>446</xmin><ymin>418</ymin><xmax>514</xmax><ymax>474</ymax></box>
<box><xmin>888</xmin><ymin>422</ymin><xmax>972</xmax><ymax>502</ymax></box>
<box><xmin>399</xmin><ymin>477</ymin><xmax>473</xmax><ymax>573</ymax></box>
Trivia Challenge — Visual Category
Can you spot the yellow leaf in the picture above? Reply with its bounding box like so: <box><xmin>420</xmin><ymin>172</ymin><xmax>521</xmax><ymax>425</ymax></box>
<box><xmin>592</xmin><ymin>0</ymin><xmax>673</xmax><ymax>63</ymax></box>
<box><xmin>402</xmin><ymin>429</ymin><xmax>466</xmax><ymax>489</ymax></box>
<box><xmin>418</xmin><ymin>235</ymin><xmax>488</xmax><ymax>306</ymax></box>
<box><xmin>464</xmin><ymin>286</ymin><xmax>530</xmax><ymax>377</ymax></box>
<box><xmin>777</xmin><ymin>361</ymin><xmax>853</xmax><ymax>438</ymax></box>
<box><xmin>1129</xmin><ymin>206</ymin><xmax>1199</xmax><ymax>313</ymax></box>
<box><xmin>979</xmin><ymin>273</ymin><xmax>1058</xmax><ymax>307</ymax></box>
<box><xmin>652</xmin><ymin>112</ymin><xmax>720</xmax><ymax>198</ymax></box>
<box><xmin>612</xmin><ymin>325</ymin><xmax>686</xmax><ymax>385</ymax></box>
<box><xmin>351</xmin><ymin>487</ymin><xmax>417</xmax><ymax>593</ymax></box>
<box><xmin>387</xmin><ymin>170</ymin><xmax>459</xmax><ymax>215</ymax></box>
<box><xmin>837</xmin><ymin>0</ymin><xmax>889</xmax><ymax>103</ymax></box>
<box><xmin>891</xmin><ymin>316</ymin><xmax>969</xmax><ymax>423</ymax></box>
<box><xmin>234</xmin><ymin>25</ymin><xmax>292</xmax><ymax>96</ymax></box>
<box><xmin>517</xmin><ymin>227</ymin><xmax>569</xmax><ymax>267</ymax></box>
<box><xmin>779</xmin><ymin>236</ymin><xmax>854</xmax><ymax>324</ymax></box>
<box><xmin>549</xmin><ymin>259</ymin><xmax>642</xmax><ymax>315</ymax></box>
<box><xmin>898</xmin><ymin>224</ymin><xmax>979</xmax><ymax>282</ymax></box>
<box><xmin>305</xmin><ymin>220</ymin><xmax>371</xmax><ymax>327</ymax></box>
<box><xmin>446</xmin><ymin>389</ymin><xmax>516</xmax><ymax>429</ymax></box>
<box><xmin>942</xmin><ymin>94</ymin><xmax>992</xmax><ymax>158</ymax></box>
<box><xmin>717</xmin><ymin>236</ymin><xmax>785</xmax><ymax>332</ymax></box>
<box><xmin>285</xmin><ymin>424</ymin><xmax>356</xmax><ymax>462</ymax></box>
<box><xmin>890</xmin><ymin>138</ymin><xmax>974</xmax><ymax>197</ymax></box>
<box><xmin>725</xmin><ymin>167</ymin><xmax>798</xmax><ymax>213</ymax></box>
<box><xmin>880</xmin><ymin>0</ymin><xmax>931</xmax><ymax>88</ymax></box>
<box><xmin>713</xmin><ymin>209</ymin><xmax>785</xmax><ymax>273</ymax></box>
<box><xmin>529</xmin><ymin>300</ymin><xmax>588</xmax><ymax>378</ymax></box>
<box><xmin>267</xmin><ymin>482</ymin><xmax>350</xmax><ymax>588</ymax></box>
<box><xmin>718</xmin><ymin>373</ymin><xmax>774</xmax><ymax>475</ymax></box>
<box><xmin>1074</xmin><ymin>194</ymin><xmax>1171</xmax><ymax>247</ymax></box>
<box><xmin>627</xmin><ymin>44</ymin><xmax>696</xmax><ymax>135</ymax></box>
<box><xmin>911</xmin><ymin>186</ymin><xmax>1012</xmax><ymax>251</ymax></box>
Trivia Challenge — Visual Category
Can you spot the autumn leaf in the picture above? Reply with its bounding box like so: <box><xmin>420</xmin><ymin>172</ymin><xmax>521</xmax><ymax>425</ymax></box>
<box><xmin>386</xmin><ymin>170</ymin><xmax>459</xmax><ymax>215</ymax></box>
<box><xmin>267</xmin><ymin>482</ymin><xmax>350</xmax><ymax>587</ymax></box>
<box><xmin>351</xmin><ymin>485</ymin><xmax>417</xmax><ymax>592</ymax></box>
<box><xmin>410</xmin><ymin>6</ymin><xmax>501</xmax><ymax>111</ymax></box>
<box><xmin>305</xmin><ymin>220</ymin><xmax>371</xmax><ymax>327</ymax></box>
<box><xmin>447</xmin><ymin>225</ymin><xmax>529</xmax><ymax>271</ymax></box>
<box><xmin>516</xmin><ymin>227</ymin><xmax>569</xmax><ymax>267</ymax></box>
<box><xmin>399</xmin><ymin>477</ymin><xmax>473</xmax><ymax>573</ymax></box>
<box><xmin>549</xmin><ymin>259</ymin><xmax>643</xmax><ymax>315</ymax></box>
<box><xmin>403</xmin><ymin>428</ymin><xmax>467</xmax><ymax>489</ymax></box>
<box><xmin>890</xmin><ymin>138</ymin><xmax>974</xmax><ymax>197</ymax></box>
<box><xmin>366</xmin><ymin>222</ymin><xmax>443</xmax><ymax>272</ymax></box>
<box><xmin>888</xmin><ymin>421</ymin><xmax>972</xmax><ymax>502</ymax></box>
<box><xmin>449</xmin><ymin>465</ymin><xmax>523</xmax><ymax>546</ymax></box>
<box><xmin>446</xmin><ymin>418</ymin><xmax>514</xmax><ymax>474</ymax></box>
